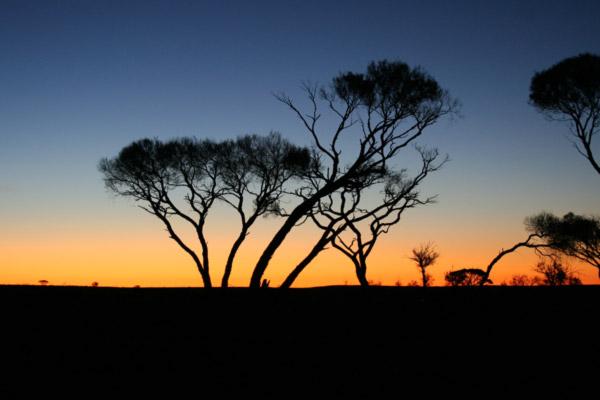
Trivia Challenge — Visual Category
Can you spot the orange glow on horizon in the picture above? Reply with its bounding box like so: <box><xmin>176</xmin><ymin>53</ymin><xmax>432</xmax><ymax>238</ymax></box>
<box><xmin>2</xmin><ymin>220</ymin><xmax>599</xmax><ymax>288</ymax></box>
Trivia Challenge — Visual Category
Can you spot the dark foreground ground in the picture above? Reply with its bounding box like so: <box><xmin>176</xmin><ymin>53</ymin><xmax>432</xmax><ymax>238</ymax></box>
<box><xmin>1</xmin><ymin>285</ymin><xmax>598</xmax><ymax>396</ymax></box>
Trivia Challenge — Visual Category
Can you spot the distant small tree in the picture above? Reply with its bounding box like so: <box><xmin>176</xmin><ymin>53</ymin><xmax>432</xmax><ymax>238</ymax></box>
<box><xmin>445</xmin><ymin>269</ymin><xmax>492</xmax><ymax>287</ymax></box>
<box><xmin>530</xmin><ymin>53</ymin><xmax>600</xmax><ymax>176</ymax></box>
<box><xmin>533</xmin><ymin>258</ymin><xmax>582</xmax><ymax>286</ymax></box>
<box><xmin>91</xmin><ymin>282</ymin><xmax>99</xmax><ymax>287</ymax></box>
<box><xmin>507</xmin><ymin>274</ymin><xmax>542</xmax><ymax>286</ymax></box>
<box><xmin>39</xmin><ymin>280</ymin><xmax>48</xmax><ymax>286</ymax></box>
<box><xmin>410</xmin><ymin>243</ymin><xmax>439</xmax><ymax>287</ymax></box>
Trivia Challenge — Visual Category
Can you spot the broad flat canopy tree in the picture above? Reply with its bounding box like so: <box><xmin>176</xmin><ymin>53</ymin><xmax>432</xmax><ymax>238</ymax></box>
<box><xmin>99</xmin><ymin>133</ymin><xmax>310</xmax><ymax>288</ymax></box>
<box><xmin>100</xmin><ymin>138</ymin><xmax>219</xmax><ymax>287</ymax></box>
<box><xmin>530</xmin><ymin>53</ymin><xmax>600</xmax><ymax>176</ymax></box>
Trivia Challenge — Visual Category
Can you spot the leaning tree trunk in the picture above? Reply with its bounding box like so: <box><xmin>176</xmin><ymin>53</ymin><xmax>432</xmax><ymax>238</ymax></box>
<box><xmin>480</xmin><ymin>236</ymin><xmax>543</xmax><ymax>286</ymax></box>
<box><xmin>280</xmin><ymin>230</ymin><xmax>335</xmax><ymax>288</ymax></box>
<box><xmin>250</xmin><ymin>179</ymin><xmax>348</xmax><ymax>288</ymax></box>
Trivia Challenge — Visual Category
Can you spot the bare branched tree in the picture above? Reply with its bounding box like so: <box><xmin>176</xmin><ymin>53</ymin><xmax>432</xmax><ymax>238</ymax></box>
<box><xmin>479</xmin><ymin>233</ymin><xmax>550</xmax><ymax>286</ymax></box>
<box><xmin>410</xmin><ymin>242</ymin><xmax>440</xmax><ymax>287</ymax></box>
<box><xmin>250</xmin><ymin>60</ymin><xmax>458</xmax><ymax>287</ymax></box>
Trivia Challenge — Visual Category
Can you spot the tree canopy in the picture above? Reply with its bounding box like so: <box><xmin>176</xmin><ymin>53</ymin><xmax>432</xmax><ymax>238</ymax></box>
<box><xmin>251</xmin><ymin>59</ymin><xmax>457</xmax><ymax>287</ymax></box>
<box><xmin>100</xmin><ymin>59</ymin><xmax>457</xmax><ymax>288</ymax></box>
<box><xmin>99</xmin><ymin>133</ymin><xmax>311</xmax><ymax>287</ymax></box>
<box><xmin>526</xmin><ymin>212</ymin><xmax>600</xmax><ymax>277</ymax></box>
<box><xmin>530</xmin><ymin>53</ymin><xmax>600</xmax><ymax>175</ymax></box>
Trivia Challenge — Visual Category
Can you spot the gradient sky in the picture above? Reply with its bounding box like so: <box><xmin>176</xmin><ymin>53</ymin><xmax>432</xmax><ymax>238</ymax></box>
<box><xmin>1</xmin><ymin>0</ymin><xmax>599</xmax><ymax>287</ymax></box>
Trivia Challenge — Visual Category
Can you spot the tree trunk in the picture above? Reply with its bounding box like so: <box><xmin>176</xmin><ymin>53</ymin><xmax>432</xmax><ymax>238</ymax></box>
<box><xmin>250</xmin><ymin>179</ymin><xmax>348</xmax><ymax>288</ymax></box>
<box><xmin>199</xmin><ymin>264</ymin><xmax>212</xmax><ymax>288</ymax></box>
<box><xmin>159</xmin><ymin>212</ymin><xmax>212</xmax><ymax>288</ymax></box>
<box><xmin>420</xmin><ymin>267</ymin><xmax>427</xmax><ymax>287</ymax></box>
<box><xmin>356</xmin><ymin>268</ymin><xmax>369</xmax><ymax>287</ymax></box>
<box><xmin>280</xmin><ymin>235</ymin><xmax>331</xmax><ymax>288</ymax></box>
<box><xmin>354</xmin><ymin>261</ymin><xmax>369</xmax><ymax>287</ymax></box>
<box><xmin>480</xmin><ymin>236</ymin><xmax>543</xmax><ymax>286</ymax></box>
<box><xmin>221</xmin><ymin>226</ymin><xmax>248</xmax><ymax>288</ymax></box>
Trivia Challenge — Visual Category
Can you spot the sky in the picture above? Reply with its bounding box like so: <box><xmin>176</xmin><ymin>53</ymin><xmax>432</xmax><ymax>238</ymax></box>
<box><xmin>1</xmin><ymin>0</ymin><xmax>599</xmax><ymax>287</ymax></box>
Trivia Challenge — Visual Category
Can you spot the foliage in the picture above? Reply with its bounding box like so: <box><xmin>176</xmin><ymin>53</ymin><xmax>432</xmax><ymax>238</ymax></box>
<box><xmin>533</xmin><ymin>258</ymin><xmax>582</xmax><ymax>286</ymax></box>
<box><xmin>99</xmin><ymin>133</ymin><xmax>311</xmax><ymax>287</ymax></box>
<box><xmin>506</xmin><ymin>275</ymin><xmax>543</xmax><ymax>286</ymax></box>
<box><xmin>526</xmin><ymin>212</ymin><xmax>600</xmax><ymax>277</ymax></box>
<box><xmin>273</xmin><ymin>59</ymin><xmax>456</xmax><ymax>287</ymax></box>
<box><xmin>410</xmin><ymin>243</ymin><xmax>440</xmax><ymax>287</ymax></box>
<box><xmin>445</xmin><ymin>269</ymin><xmax>492</xmax><ymax>287</ymax></box>
<box><xmin>530</xmin><ymin>53</ymin><xmax>600</xmax><ymax>175</ymax></box>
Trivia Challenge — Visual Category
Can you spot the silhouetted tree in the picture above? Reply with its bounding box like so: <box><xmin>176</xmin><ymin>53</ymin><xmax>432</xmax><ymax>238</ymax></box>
<box><xmin>445</xmin><ymin>269</ymin><xmax>492</xmax><ymax>286</ymax></box>
<box><xmin>99</xmin><ymin>138</ymin><xmax>221</xmax><ymax>287</ymax></box>
<box><xmin>530</xmin><ymin>53</ymin><xmax>600</xmax><ymax>176</ymax></box>
<box><xmin>526</xmin><ymin>212</ymin><xmax>600</xmax><ymax>278</ymax></box>
<box><xmin>506</xmin><ymin>274</ymin><xmax>542</xmax><ymax>286</ymax></box>
<box><xmin>479</xmin><ymin>211</ymin><xmax>599</xmax><ymax>284</ymax></box>
<box><xmin>39</xmin><ymin>280</ymin><xmax>48</xmax><ymax>286</ymax></box>
<box><xmin>479</xmin><ymin>233</ymin><xmax>550</xmax><ymax>286</ymax></box>
<box><xmin>410</xmin><ymin>242</ymin><xmax>439</xmax><ymax>287</ymax></box>
<box><xmin>533</xmin><ymin>258</ymin><xmax>582</xmax><ymax>286</ymax></box>
<box><xmin>281</xmin><ymin>147</ymin><xmax>444</xmax><ymax>287</ymax></box>
<box><xmin>100</xmin><ymin>134</ymin><xmax>311</xmax><ymax>288</ymax></box>
<box><xmin>251</xmin><ymin>60</ymin><xmax>457</xmax><ymax>287</ymax></box>
<box><xmin>218</xmin><ymin>132</ymin><xmax>311</xmax><ymax>287</ymax></box>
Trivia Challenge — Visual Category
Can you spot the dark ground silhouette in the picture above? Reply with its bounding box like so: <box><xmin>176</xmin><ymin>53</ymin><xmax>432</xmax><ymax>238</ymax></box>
<box><xmin>1</xmin><ymin>285</ymin><xmax>598</xmax><ymax>396</ymax></box>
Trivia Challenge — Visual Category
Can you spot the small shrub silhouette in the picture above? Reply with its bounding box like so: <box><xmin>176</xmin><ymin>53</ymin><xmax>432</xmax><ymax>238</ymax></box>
<box><xmin>445</xmin><ymin>269</ymin><xmax>492</xmax><ymax>286</ymax></box>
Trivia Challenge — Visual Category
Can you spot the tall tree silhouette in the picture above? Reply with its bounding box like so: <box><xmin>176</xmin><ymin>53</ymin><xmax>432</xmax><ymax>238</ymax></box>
<box><xmin>99</xmin><ymin>138</ymin><xmax>222</xmax><ymax>287</ymax></box>
<box><xmin>530</xmin><ymin>53</ymin><xmax>600</xmax><ymax>176</ymax></box>
<box><xmin>99</xmin><ymin>134</ymin><xmax>311</xmax><ymax>288</ymax></box>
<box><xmin>250</xmin><ymin>60</ymin><xmax>458</xmax><ymax>287</ymax></box>
<box><xmin>280</xmin><ymin>147</ymin><xmax>443</xmax><ymax>287</ymax></box>
<box><xmin>410</xmin><ymin>242</ymin><xmax>440</xmax><ymax>287</ymax></box>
